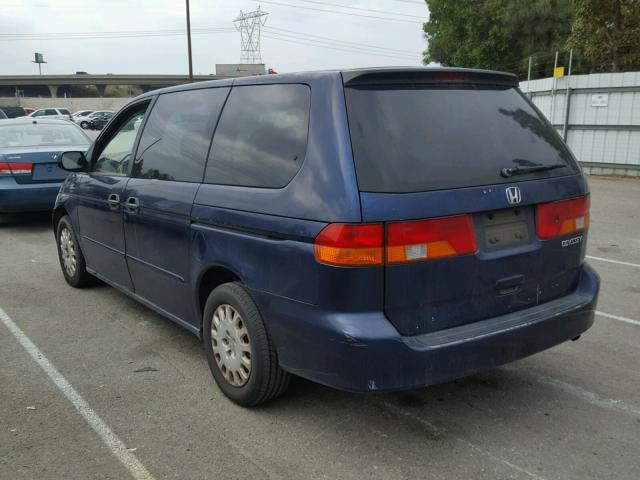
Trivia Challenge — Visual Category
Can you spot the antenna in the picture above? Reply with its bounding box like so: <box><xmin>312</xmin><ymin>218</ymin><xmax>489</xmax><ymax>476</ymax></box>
<box><xmin>234</xmin><ymin>6</ymin><xmax>268</xmax><ymax>64</ymax></box>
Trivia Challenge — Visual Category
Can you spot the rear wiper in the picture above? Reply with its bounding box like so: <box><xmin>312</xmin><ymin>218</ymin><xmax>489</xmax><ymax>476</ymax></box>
<box><xmin>500</xmin><ymin>163</ymin><xmax>567</xmax><ymax>178</ymax></box>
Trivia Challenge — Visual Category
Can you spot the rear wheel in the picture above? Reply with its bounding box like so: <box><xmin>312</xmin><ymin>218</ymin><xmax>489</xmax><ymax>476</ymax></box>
<box><xmin>203</xmin><ymin>282</ymin><xmax>290</xmax><ymax>406</ymax></box>
<box><xmin>55</xmin><ymin>215</ymin><xmax>93</xmax><ymax>288</ymax></box>
<box><xmin>80</xmin><ymin>121</ymin><xmax>89</xmax><ymax>129</ymax></box>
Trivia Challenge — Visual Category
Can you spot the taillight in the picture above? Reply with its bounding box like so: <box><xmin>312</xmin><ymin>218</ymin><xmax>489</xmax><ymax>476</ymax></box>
<box><xmin>387</xmin><ymin>215</ymin><xmax>477</xmax><ymax>264</ymax></box>
<box><xmin>314</xmin><ymin>216</ymin><xmax>477</xmax><ymax>267</ymax></box>
<box><xmin>314</xmin><ymin>223</ymin><xmax>384</xmax><ymax>266</ymax></box>
<box><xmin>536</xmin><ymin>195</ymin><xmax>590</xmax><ymax>240</ymax></box>
<box><xmin>0</xmin><ymin>162</ymin><xmax>32</xmax><ymax>176</ymax></box>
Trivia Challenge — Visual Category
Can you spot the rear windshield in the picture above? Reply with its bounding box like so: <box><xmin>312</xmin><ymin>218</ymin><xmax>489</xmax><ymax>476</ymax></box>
<box><xmin>344</xmin><ymin>86</ymin><xmax>578</xmax><ymax>193</ymax></box>
<box><xmin>0</xmin><ymin>123</ymin><xmax>89</xmax><ymax>148</ymax></box>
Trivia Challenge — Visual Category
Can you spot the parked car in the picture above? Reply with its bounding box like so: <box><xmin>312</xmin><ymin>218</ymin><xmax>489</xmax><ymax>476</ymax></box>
<box><xmin>53</xmin><ymin>68</ymin><xmax>599</xmax><ymax>406</ymax></box>
<box><xmin>1</xmin><ymin>106</ymin><xmax>29</xmax><ymax>118</ymax></box>
<box><xmin>23</xmin><ymin>107</ymin><xmax>35</xmax><ymax>116</ymax></box>
<box><xmin>71</xmin><ymin>110</ymin><xmax>93</xmax><ymax>122</ymax></box>
<box><xmin>29</xmin><ymin>108</ymin><xmax>72</xmax><ymax>120</ymax></box>
<box><xmin>0</xmin><ymin>118</ymin><xmax>91</xmax><ymax>212</ymax></box>
<box><xmin>86</xmin><ymin>111</ymin><xmax>114</xmax><ymax>130</ymax></box>
<box><xmin>78</xmin><ymin>111</ymin><xmax>113</xmax><ymax>129</ymax></box>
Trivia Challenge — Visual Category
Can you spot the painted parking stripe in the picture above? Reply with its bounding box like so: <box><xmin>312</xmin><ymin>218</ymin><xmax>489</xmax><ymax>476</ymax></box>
<box><xmin>0</xmin><ymin>307</ymin><xmax>156</xmax><ymax>480</ymax></box>
<box><xmin>586</xmin><ymin>255</ymin><xmax>640</xmax><ymax>269</ymax></box>
<box><xmin>596</xmin><ymin>310</ymin><xmax>640</xmax><ymax>327</ymax></box>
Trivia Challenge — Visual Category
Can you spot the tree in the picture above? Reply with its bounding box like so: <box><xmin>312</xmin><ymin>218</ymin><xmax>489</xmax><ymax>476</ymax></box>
<box><xmin>423</xmin><ymin>0</ymin><xmax>573</xmax><ymax>77</ymax></box>
<box><xmin>568</xmin><ymin>0</ymin><xmax>640</xmax><ymax>72</ymax></box>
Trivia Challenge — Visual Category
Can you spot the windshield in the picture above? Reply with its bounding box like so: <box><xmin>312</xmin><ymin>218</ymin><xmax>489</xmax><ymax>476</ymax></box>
<box><xmin>344</xmin><ymin>86</ymin><xmax>578</xmax><ymax>193</ymax></box>
<box><xmin>0</xmin><ymin>123</ymin><xmax>89</xmax><ymax>148</ymax></box>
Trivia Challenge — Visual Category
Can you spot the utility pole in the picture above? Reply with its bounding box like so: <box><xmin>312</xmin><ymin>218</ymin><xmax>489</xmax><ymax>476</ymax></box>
<box><xmin>185</xmin><ymin>0</ymin><xmax>193</xmax><ymax>82</ymax></box>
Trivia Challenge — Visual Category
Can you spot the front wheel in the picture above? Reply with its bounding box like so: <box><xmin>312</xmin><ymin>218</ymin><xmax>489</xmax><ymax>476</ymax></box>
<box><xmin>80</xmin><ymin>121</ymin><xmax>89</xmax><ymax>129</ymax></box>
<box><xmin>203</xmin><ymin>282</ymin><xmax>290</xmax><ymax>406</ymax></box>
<box><xmin>55</xmin><ymin>215</ymin><xmax>94</xmax><ymax>288</ymax></box>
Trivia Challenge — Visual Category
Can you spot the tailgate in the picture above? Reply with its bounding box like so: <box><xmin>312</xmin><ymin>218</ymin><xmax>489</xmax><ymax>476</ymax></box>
<box><xmin>360</xmin><ymin>177</ymin><xmax>589</xmax><ymax>335</ymax></box>
<box><xmin>343</xmin><ymin>70</ymin><xmax>590</xmax><ymax>336</ymax></box>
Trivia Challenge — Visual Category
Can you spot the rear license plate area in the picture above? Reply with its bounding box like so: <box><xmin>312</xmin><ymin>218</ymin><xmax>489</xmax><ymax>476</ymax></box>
<box><xmin>32</xmin><ymin>163</ymin><xmax>66</xmax><ymax>181</ymax></box>
<box><xmin>476</xmin><ymin>206</ymin><xmax>533</xmax><ymax>250</ymax></box>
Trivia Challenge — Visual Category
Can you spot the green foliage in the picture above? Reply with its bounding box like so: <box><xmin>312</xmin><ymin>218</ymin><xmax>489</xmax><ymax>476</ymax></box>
<box><xmin>568</xmin><ymin>0</ymin><xmax>640</xmax><ymax>72</ymax></box>
<box><xmin>422</xmin><ymin>0</ymin><xmax>640</xmax><ymax>76</ymax></box>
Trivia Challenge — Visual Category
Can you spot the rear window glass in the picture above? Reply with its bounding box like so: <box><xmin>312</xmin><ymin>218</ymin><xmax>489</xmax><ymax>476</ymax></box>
<box><xmin>0</xmin><ymin>123</ymin><xmax>88</xmax><ymax>148</ymax></box>
<box><xmin>134</xmin><ymin>87</ymin><xmax>229</xmax><ymax>182</ymax></box>
<box><xmin>204</xmin><ymin>84</ymin><xmax>310</xmax><ymax>188</ymax></box>
<box><xmin>344</xmin><ymin>86</ymin><xmax>578</xmax><ymax>193</ymax></box>
<box><xmin>59</xmin><ymin>109</ymin><xmax>70</xmax><ymax>115</ymax></box>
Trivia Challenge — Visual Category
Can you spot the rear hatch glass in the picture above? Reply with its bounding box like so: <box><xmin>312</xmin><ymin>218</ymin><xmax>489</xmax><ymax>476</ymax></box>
<box><xmin>344</xmin><ymin>85</ymin><xmax>578</xmax><ymax>193</ymax></box>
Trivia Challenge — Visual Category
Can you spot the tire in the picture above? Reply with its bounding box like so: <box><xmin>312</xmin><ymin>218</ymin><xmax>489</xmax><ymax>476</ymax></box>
<box><xmin>80</xmin><ymin>121</ymin><xmax>89</xmax><ymax>129</ymax></box>
<box><xmin>55</xmin><ymin>215</ymin><xmax>94</xmax><ymax>288</ymax></box>
<box><xmin>202</xmin><ymin>282</ymin><xmax>290</xmax><ymax>406</ymax></box>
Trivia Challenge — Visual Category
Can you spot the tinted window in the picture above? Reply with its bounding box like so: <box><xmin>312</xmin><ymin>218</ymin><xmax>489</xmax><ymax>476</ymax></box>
<box><xmin>345</xmin><ymin>86</ymin><xmax>578</xmax><ymax>193</ymax></box>
<box><xmin>133</xmin><ymin>88</ymin><xmax>229</xmax><ymax>182</ymax></box>
<box><xmin>59</xmin><ymin>109</ymin><xmax>70</xmax><ymax>115</ymax></box>
<box><xmin>204</xmin><ymin>84</ymin><xmax>310</xmax><ymax>188</ymax></box>
<box><xmin>44</xmin><ymin>109</ymin><xmax>58</xmax><ymax>115</ymax></box>
<box><xmin>93</xmin><ymin>110</ymin><xmax>146</xmax><ymax>176</ymax></box>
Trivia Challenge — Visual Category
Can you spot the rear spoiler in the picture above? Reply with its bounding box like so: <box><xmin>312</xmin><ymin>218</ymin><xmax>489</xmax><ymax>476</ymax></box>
<box><xmin>341</xmin><ymin>68</ymin><xmax>518</xmax><ymax>88</ymax></box>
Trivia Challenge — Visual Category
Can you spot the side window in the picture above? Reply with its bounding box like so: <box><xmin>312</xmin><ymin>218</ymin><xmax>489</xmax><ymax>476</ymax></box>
<box><xmin>204</xmin><ymin>84</ymin><xmax>310</xmax><ymax>188</ymax></box>
<box><xmin>92</xmin><ymin>109</ymin><xmax>147</xmax><ymax>176</ymax></box>
<box><xmin>59</xmin><ymin>109</ymin><xmax>70</xmax><ymax>115</ymax></box>
<box><xmin>32</xmin><ymin>110</ymin><xmax>45</xmax><ymax>117</ymax></box>
<box><xmin>133</xmin><ymin>88</ymin><xmax>229</xmax><ymax>182</ymax></box>
<box><xmin>44</xmin><ymin>109</ymin><xmax>58</xmax><ymax>115</ymax></box>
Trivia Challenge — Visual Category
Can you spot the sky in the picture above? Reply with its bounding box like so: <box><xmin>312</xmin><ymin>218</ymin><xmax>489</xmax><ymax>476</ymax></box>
<box><xmin>0</xmin><ymin>0</ymin><xmax>429</xmax><ymax>75</ymax></box>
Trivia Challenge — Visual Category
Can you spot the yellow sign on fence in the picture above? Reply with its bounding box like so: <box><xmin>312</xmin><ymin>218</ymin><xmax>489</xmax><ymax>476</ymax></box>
<box><xmin>553</xmin><ymin>66</ymin><xmax>565</xmax><ymax>78</ymax></box>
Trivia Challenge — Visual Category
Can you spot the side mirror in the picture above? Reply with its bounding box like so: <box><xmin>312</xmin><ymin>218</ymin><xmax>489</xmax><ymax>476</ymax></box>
<box><xmin>59</xmin><ymin>151</ymin><xmax>88</xmax><ymax>172</ymax></box>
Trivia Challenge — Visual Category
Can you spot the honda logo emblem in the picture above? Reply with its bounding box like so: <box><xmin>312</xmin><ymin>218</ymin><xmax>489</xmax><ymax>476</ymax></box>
<box><xmin>505</xmin><ymin>187</ymin><xmax>522</xmax><ymax>205</ymax></box>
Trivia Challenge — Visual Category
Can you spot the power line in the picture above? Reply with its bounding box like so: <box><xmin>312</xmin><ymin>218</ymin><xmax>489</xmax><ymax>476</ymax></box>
<box><xmin>252</xmin><ymin>0</ymin><xmax>424</xmax><ymax>24</ymax></box>
<box><xmin>262</xmin><ymin>29</ymin><xmax>420</xmax><ymax>58</ymax></box>
<box><xmin>262</xmin><ymin>33</ymin><xmax>421</xmax><ymax>61</ymax></box>
<box><xmin>263</xmin><ymin>26</ymin><xmax>419</xmax><ymax>55</ymax></box>
<box><xmin>0</xmin><ymin>27</ymin><xmax>235</xmax><ymax>42</ymax></box>
<box><xmin>286</xmin><ymin>0</ymin><xmax>425</xmax><ymax>19</ymax></box>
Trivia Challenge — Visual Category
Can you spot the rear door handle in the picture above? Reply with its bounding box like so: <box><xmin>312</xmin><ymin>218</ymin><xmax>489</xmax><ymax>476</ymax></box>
<box><xmin>125</xmin><ymin>196</ymin><xmax>140</xmax><ymax>213</ymax></box>
<box><xmin>107</xmin><ymin>193</ymin><xmax>120</xmax><ymax>210</ymax></box>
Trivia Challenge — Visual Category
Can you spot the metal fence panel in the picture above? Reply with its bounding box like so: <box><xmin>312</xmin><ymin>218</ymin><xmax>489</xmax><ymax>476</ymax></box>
<box><xmin>521</xmin><ymin>72</ymin><xmax>640</xmax><ymax>176</ymax></box>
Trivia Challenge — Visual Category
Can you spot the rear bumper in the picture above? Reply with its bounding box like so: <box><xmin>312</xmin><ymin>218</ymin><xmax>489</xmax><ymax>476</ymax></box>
<box><xmin>0</xmin><ymin>178</ymin><xmax>61</xmax><ymax>213</ymax></box>
<box><xmin>255</xmin><ymin>263</ymin><xmax>599</xmax><ymax>393</ymax></box>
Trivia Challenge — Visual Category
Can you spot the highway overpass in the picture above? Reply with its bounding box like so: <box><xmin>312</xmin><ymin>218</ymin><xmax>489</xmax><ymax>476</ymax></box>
<box><xmin>0</xmin><ymin>74</ymin><xmax>228</xmax><ymax>97</ymax></box>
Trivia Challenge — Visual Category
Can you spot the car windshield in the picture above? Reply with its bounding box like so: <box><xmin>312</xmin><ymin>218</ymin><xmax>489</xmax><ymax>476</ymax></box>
<box><xmin>0</xmin><ymin>123</ymin><xmax>89</xmax><ymax>148</ymax></box>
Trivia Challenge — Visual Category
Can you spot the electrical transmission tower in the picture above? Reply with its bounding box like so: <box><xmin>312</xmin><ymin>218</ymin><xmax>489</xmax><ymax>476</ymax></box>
<box><xmin>234</xmin><ymin>6</ymin><xmax>268</xmax><ymax>64</ymax></box>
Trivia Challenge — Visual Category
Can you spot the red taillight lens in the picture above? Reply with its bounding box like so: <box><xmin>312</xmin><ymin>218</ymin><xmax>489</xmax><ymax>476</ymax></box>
<box><xmin>314</xmin><ymin>223</ymin><xmax>384</xmax><ymax>266</ymax></box>
<box><xmin>387</xmin><ymin>215</ymin><xmax>477</xmax><ymax>264</ymax></box>
<box><xmin>0</xmin><ymin>162</ymin><xmax>32</xmax><ymax>176</ymax></box>
<box><xmin>536</xmin><ymin>195</ymin><xmax>590</xmax><ymax>240</ymax></box>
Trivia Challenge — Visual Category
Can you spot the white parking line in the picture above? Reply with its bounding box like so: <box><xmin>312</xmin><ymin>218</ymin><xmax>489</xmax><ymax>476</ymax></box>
<box><xmin>530</xmin><ymin>372</ymin><xmax>640</xmax><ymax>419</ymax></box>
<box><xmin>586</xmin><ymin>255</ymin><xmax>640</xmax><ymax>269</ymax></box>
<box><xmin>596</xmin><ymin>310</ymin><xmax>640</xmax><ymax>327</ymax></box>
<box><xmin>0</xmin><ymin>307</ymin><xmax>156</xmax><ymax>480</ymax></box>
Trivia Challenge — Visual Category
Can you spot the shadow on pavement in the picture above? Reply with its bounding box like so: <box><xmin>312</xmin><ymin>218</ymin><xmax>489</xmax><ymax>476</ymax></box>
<box><xmin>0</xmin><ymin>211</ymin><xmax>52</xmax><ymax>228</ymax></box>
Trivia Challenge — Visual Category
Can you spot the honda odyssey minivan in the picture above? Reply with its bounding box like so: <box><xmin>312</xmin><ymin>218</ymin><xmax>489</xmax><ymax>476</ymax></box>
<box><xmin>53</xmin><ymin>68</ymin><xmax>599</xmax><ymax>406</ymax></box>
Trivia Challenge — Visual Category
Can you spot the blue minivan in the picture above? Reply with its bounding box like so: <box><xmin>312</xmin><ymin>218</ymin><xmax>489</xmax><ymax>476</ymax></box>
<box><xmin>54</xmin><ymin>68</ymin><xmax>599</xmax><ymax>406</ymax></box>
